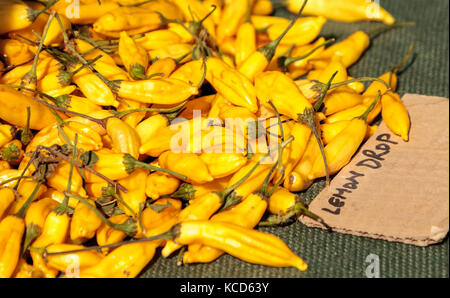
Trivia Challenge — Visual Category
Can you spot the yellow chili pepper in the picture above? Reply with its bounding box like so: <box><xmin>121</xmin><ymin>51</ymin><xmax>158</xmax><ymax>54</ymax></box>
<box><xmin>135</xmin><ymin>114</ymin><xmax>170</xmax><ymax>145</ymax></box>
<box><xmin>136</xmin><ymin>29</ymin><xmax>183</xmax><ymax>51</ymax></box>
<box><xmin>56</xmin><ymin>0</ymin><xmax>119</xmax><ymax>25</ymax></box>
<box><xmin>148</xmin><ymin>43</ymin><xmax>194</xmax><ymax>63</ymax></box>
<box><xmin>0</xmin><ymin>55</ymin><xmax>52</xmax><ymax>85</ymax></box>
<box><xmin>0</xmin><ymin>0</ymin><xmax>55</xmax><ymax>35</ymax></box>
<box><xmin>61</xmin><ymin>121</ymin><xmax>104</xmax><ymax>152</ymax></box>
<box><xmin>78</xmin><ymin>241</ymin><xmax>161</xmax><ymax>278</ymax></box>
<box><xmin>136</xmin><ymin>198</ymin><xmax>182</xmax><ymax>238</ymax></box>
<box><xmin>117</xmin><ymin>77</ymin><xmax>198</xmax><ymax>105</ymax></box>
<box><xmin>173</xmin><ymin>220</ymin><xmax>308</xmax><ymax>271</ymax></box>
<box><xmin>179</xmin><ymin>95</ymin><xmax>215</xmax><ymax>119</ymax></box>
<box><xmin>0</xmin><ymin>124</ymin><xmax>13</xmax><ymax>148</ymax></box>
<box><xmin>206</xmin><ymin>56</ymin><xmax>258</xmax><ymax>113</ymax></box>
<box><xmin>323</xmin><ymin>86</ymin><xmax>364</xmax><ymax>116</ymax></box>
<box><xmin>0</xmin><ymin>39</ymin><xmax>33</xmax><ymax>66</ymax></box>
<box><xmin>170</xmin><ymin>0</ymin><xmax>216</xmax><ymax>39</ymax></box>
<box><xmin>168</xmin><ymin>178</ymin><xmax>230</xmax><ymax>202</ymax></box>
<box><xmin>146</xmin><ymin>172</ymin><xmax>180</xmax><ymax>200</ymax></box>
<box><xmin>381</xmin><ymin>92</ymin><xmax>410</xmax><ymax>141</ymax></box>
<box><xmin>145</xmin><ymin>58</ymin><xmax>177</xmax><ymax>78</ymax></box>
<box><xmin>267</xmin><ymin>16</ymin><xmax>326</xmax><ymax>46</ymax></box>
<box><xmin>106</xmin><ymin>117</ymin><xmax>141</xmax><ymax>159</ymax></box>
<box><xmin>321</xmin><ymin>120</ymin><xmax>351</xmax><ymax>145</ymax></box>
<box><xmin>116</xmin><ymin>168</ymin><xmax>148</xmax><ymax>217</ymax></box>
<box><xmin>309</xmin><ymin>92</ymin><xmax>380</xmax><ymax>180</ymax></box>
<box><xmin>216</xmin><ymin>0</ymin><xmax>254</xmax><ymax>42</ymax></box>
<box><xmin>0</xmin><ymin>169</ymin><xmax>22</xmax><ymax>188</ymax></box>
<box><xmin>41</xmin><ymin>188</ymin><xmax>78</xmax><ymax>209</ymax></box>
<box><xmin>24</xmin><ymin>197</ymin><xmax>59</xmax><ymax>231</ymax></box>
<box><xmin>235</xmin><ymin>19</ymin><xmax>257</xmax><ymax>67</ymax></box>
<box><xmin>43</xmin><ymin>13</ymin><xmax>71</xmax><ymax>46</ymax></box>
<box><xmin>119</xmin><ymin>31</ymin><xmax>149</xmax><ymax>80</ymax></box>
<box><xmin>280</xmin><ymin>122</ymin><xmax>311</xmax><ymax>182</ymax></box>
<box><xmin>73</xmin><ymin>38</ymin><xmax>117</xmax><ymax>66</ymax></box>
<box><xmin>45</xmin><ymin>243</ymin><xmax>104</xmax><ymax>273</ymax></box>
<box><xmin>170</xmin><ymin>58</ymin><xmax>206</xmax><ymax>87</ymax></box>
<box><xmin>0</xmin><ymin>188</ymin><xmax>15</xmax><ymax>221</ymax></box>
<box><xmin>72</xmin><ymin>68</ymin><xmax>119</xmax><ymax>108</ymax></box>
<box><xmin>284</xmin><ymin>134</ymin><xmax>317</xmax><ymax>192</ymax></box>
<box><xmin>12</xmin><ymin>258</ymin><xmax>44</xmax><ymax>278</ymax></box>
<box><xmin>9</xmin><ymin>180</ymin><xmax>47</xmax><ymax>215</ymax></box>
<box><xmin>200</xmin><ymin>152</ymin><xmax>247</xmax><ymax>179</ymax></box>
<box><xmin>314</xmin><ymin>31</ymin><xmax>370</xmax><ymax>69</ymax></box>
<box><xmin>159</xmin><ymin>151</ymin><xmax>213</xmax><ymax>184</ymax></box>
<box><xmin>1</xmin><ymin>175</ymin><xmax>45</xmax><ymax>278</ymax></box>
<box><xmin>286</xmin><ymin>0</ymin><xmax>395</xmax><ymax>24</ymax></box>
<box><xmin>46</xmin><ymin>161</ymin><xmax>87</xmax><ymax>198</ymax></box>
<box><xmin>252</xmin><ymin>0</ymin><xmax>273</xmax><ymax>15</ymax></box>
<box><xmin>96</xmin><ymin>214</ymin><xmax>130</xmax><ymax>254</ymax></box>
<box><xmin>0</xmin><ymin>85</ymin><xmax>57</xmax><ymax>130</ymax></box>
<box><xmin>92</xmin><ymin>6</ymin><xmax>163</xmax><ymax>37</ymax></box>
<box><xmin>70</xmin><ymin>198</ymin><xmax>103</xmax><ymax>243</ymax></box>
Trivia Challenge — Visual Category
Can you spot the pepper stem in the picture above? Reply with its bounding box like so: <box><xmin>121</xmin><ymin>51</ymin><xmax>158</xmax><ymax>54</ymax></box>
<box><xmin>54</xmin><ymin>134</ymin><xmax>78</xmax><ymax>215</ymax></box>
<box><xmin>358</xmin><ymin>91</ymin><xmax>381</xmax><ymax>122</ymax></box>
<box><xmin>313</xmin><ymin>71</ymin><xmax>338</xmax><ymax>111</ymax></box>
<box><xmin>163</xmin><ymin>183</ymin><xmax>196</xmax><ymax>201</ymax></box>
<box><xmin>279</xmin><ymin>38</ymin><xmax>335</xmax><ymax>70</ymax></box>
<box><xmin>123</xmin><ymin>154</ymin><xmax>188</xmax><ymax>180</ymax></box>
<box><xmin>258</xmin><ymin>0</ymin><xmax>308</xmax><ymax>62</ymax></box>
<box><xmin>21</xmin><ymin>12</ymin><xmax>56</xmax><ymax>88</ymax></box>
<box><xmin>104</xmin><ymin>186</ymin><xmax>137</xmax><ymax>218</ymax></box>
<box><xmin>112</xmin><ymin>101</ymin><xmax>187</xmax><ymax>119</ymax></box>
<box><xmin>298</xmin><ymin>108</ymin><xmax>329</xmax><ymax>186</ymax></box>
<box><xmin>312</xmin><ymin>77</ymin><xmax>391</xmax><ymax>94</ymax></box>
<box><xmin>40</xmin><ymin>229</ymin><xmax>175</xmax><ymax>257</ymax></box>
<box><xmin>14</xmin><ymin>165</ymin><xmax>47</xmax><ymax>219</ymax></box>
<box><xmin>27</xmin><ymin>0</ymin><xmax>59</xmax><ymax>22</ymax></box>
<box><xmin>64</xmin><ymin>192</ymin><xmax>137</xmax><ymax>237</ymax></box>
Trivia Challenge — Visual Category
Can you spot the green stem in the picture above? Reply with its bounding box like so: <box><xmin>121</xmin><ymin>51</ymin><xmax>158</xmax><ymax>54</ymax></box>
<box><xmin>27</xmin><ymin>0</ymin><xmax>59</xmax><ymax>22</ymax></box>
<box><xmin>40</xmin><ymin>229</ymin><xmax>175</xmax><ymax>257</ymax></box>
<box><xmin>112</xmin><ymin>101</ymin><xmax>187</xmax><ymax>119</ymax></box>
<box><xmin>279</xmin><ymin>38</ymin><xmax>335</xmax><ymax>70</ymax></box>
<box><xmin>258</xmin><ymin>0</ymin><xmax>308</xmax><ymax>62</ymax></box>
<box><xmin>389</xmin><ymin>44</ymin><xmax>414</xmax><ymax>86</ymax></box>
<box><xmin>21</xmin><ymin>12</ymin><xmax>56</xmax><ymax>88</ymax></box>
<box><xmin>20</xmin><ymin>106</ymin><xmax>33</xmax><ymax>146</ymax></box>
<box><xmin>313</xmin><ymin>71</ymin><xmax>338</xmax><ymax>111</ymax></box>
<box><xmin>358</xmin><ymin>91</ymin><xmax>381</xmax><ymax>122</ymax></box>
<box><xmin>14</xmin><ymin>165</ymin><xmax>47</xmax><ymax>219</ymax></box>
<box><xmin>123</xmin><ymin>154</ymin><xmax>188</xmax><ymax>180</ymax></box>
<box><xmin>64</xmin><ymin>192</ymin><xmax>137</xmax><ymax>237</ymax></box>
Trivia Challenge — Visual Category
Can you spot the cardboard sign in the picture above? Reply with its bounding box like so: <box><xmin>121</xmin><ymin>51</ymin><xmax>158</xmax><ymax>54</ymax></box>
<box><xmin>300</xmin><ymin>94</ymin><xmax>449</xmax><ymax>246</ymax></box>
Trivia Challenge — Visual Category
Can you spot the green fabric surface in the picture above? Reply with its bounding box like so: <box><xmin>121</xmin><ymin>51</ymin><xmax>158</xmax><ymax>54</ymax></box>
<box><xmin>140</xmin><ymin>0</ymin><xmax>449</xmax><ymax>278</ymax></box>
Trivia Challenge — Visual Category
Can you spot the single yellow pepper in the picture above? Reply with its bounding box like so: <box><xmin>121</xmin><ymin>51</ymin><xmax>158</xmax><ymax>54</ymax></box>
<box><xmin>216</xmin><ymin>0</ymin><xmax>254</xmax><ymax>42</ymax></box>
<box><xmin>309</xmin><ymin>93</ymin><xmax>380</xmax><ymax>180</ymax></box>
<box><xmin>135</xmin><ymin>114</ymin><xmax>170</xmax><ymax>145</ymax></box>
<box><xmin>206</xmin><ymin>56</ymin><xmax>258</xmax><ymax>113</ymax></box>
<box><xmin>200</xmin><ymin>152</ymin><xmax>248</xmax><ymax>179</ymax></box>
<box><xmin>24</xmin><ymin>197</ymin><xmax>59</xmax><ymax>231</ymax></box>
<box><xmin>381</xmin><ymin>92</ymin><xmax>410</xmax><ymax>141</ymax></box>
<box><xmin>235</xmin><ymin>20</ymin><xmax>257</xmax><ymax>67</ymax></box>
<box><xmin>0</xmin><ymin>85</ymin><xmax>56</xmax><ymax>130</ymax></box>
<box><xmin>45</xmin><ymin>243</ymin><xmax>104</xmax><ymax>273</ymax></box>
<box><xmin>170</xmin><ymin>58</ymin><xmax>206</xmax><ymax>87</ymax></box>
<box><xmin>148</xmin><ymin>43</ymin><xmax>194</xmax><ymax>64</ymax></box>
<box><xmin>286</xmin><ymin>0</ymin><xmax>395</xmax><ymax>24</ymax></box>
<box><xmin>0</xmin><ymin>124</ymin><xmax>13</xmax><ymax>148</ymax></box>
<box><xmin>96</xmin><ymin>214</ymin><xmax>130</xmax><ymax>254</ymax></box>
<box><xmin>70</xmin><ymin>198</ymin><xmax>103</xmax><ymax>243</ymax></box>
<box><xmin>252</xmin><ymin>0</ymin><xmax>273</xmax><ymax>15</ymax></box>
<box><xmin>46</xmin><ymin>161</ymin><xmax>87</xmax><ymax>198</ymax></box>
<box><xmin>116</xmin><ymin>168</ymin><xmax>148</xmax><ymax>217</ymax></box>
<box><xmin>119</xmin><ymin>31</ymin><xmax>149</xmax><ymax>80</ymax></box>
<box><xmin>0</xmin><ymin>39</ymin><xmax>33</xmax><ymax>66</ymax></box>
<box><xmin>43</xmin><ymin>13</ymin><xmax>71</xmax><ymax>46</ymax></box>
<box><xmin>323</xmin><ymin>86</ymin><xmax>364</xmax><ymax>116</ymax></box>
<box><xmin>106</xmin><ymin>117</ymin><xmax>141</xmax><ymax>159</ymax></box>
<box><xmin>146</xmin><ymin>172</ymin><xmax>180</xmax><ymax>201</ymax></box>
<box><xmin>172</xmin><ymin>221</ymin><xmax>308</xmax><ymax>271</ymax></box>
<box><xmin>159</xmin><ymin>151</ymin><xmax>214</xmax><ymax>184</ymax></box>
<box><xmin>9</xmin><ymin>180</ymin><xmax>47</xmax><ymax>215</ymax></box>
<box><xmin>136</xmin><ymin>29</ymin><xmax>183</xmax><ymax>51</ymax></box>
<box><xmin>92</xmin><ymin>6</ymin><xmax>163</xmax><ymax>37</ymax></box>
<box><xmin>267</xmin><ymin>16</ymin><xmax>326</xmax><ymax>46</ymax></box>
<box><xmin>117</xmin><ymin>77</ymin><xmax>198</xmax><ymax>105</ymax></box>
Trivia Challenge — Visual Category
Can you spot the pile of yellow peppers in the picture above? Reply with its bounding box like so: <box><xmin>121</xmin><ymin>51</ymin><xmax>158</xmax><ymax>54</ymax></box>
<box><xmin>0</xmin><ymin>0</ymin><xmax>413</xmax><ymax>278</ymax></box>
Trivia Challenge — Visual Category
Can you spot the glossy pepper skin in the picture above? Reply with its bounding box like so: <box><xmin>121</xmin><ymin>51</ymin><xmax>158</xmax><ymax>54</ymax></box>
<box><xmin>78</xmin><ymin>241</ymin><xmax>162</xmax><ymax>278</ymax></box>
<box><xmin>47</xmin><ymin>161</ymin><xmax>88</xmax><ymax>198</ymax></box>
<box><xmin>0</xmin><ymin>215</ymin><xmax>24</xmax><ymax>277</ymax></box>
<box><xmin>0</xmin><ymin>0</ymin><xmax>40</xmax><ymax>35</ymax></box>
<box><xmin>267</xmin><ymin>16</ymin><xmax>326</xmax><ymax>46</ymax></box>
<box><xmin>117</xmin><ymin>78</ymin><xmax>198</xmax><ymax>105</ymax></box>
<box><xmin>106</xmin><ymin>117</ymin><xmax>141</xmax><ymax>159</ymax></box>
<box><xmin>145</xmin><ymin>58</ymin><xmax>177</xmax><ymax>78</ymax></box>
<box><xmin>0</xmin><ymin>85</ymin><xmax>56</xmax><ymax>130</ymax></box>
<box><xmin>119</xmin><ymin>31</ymin><xmax>149</xmax><ymax>80</ymax></box>
<box><xmin>381</xmin><ymin>93</ymin><xmax>410</xmax><ymax>141</ymax></box>
<box><xmin>216</xmin><ymin>0</ymin><xmax>254</xmax><ymax>42</ymax></box>
<box><xmin>205</xmin><ymin>57</ymin><xmax>258</xmax><ymax>113</ymax></box>
<box><xmin>159</xmin><ymin>151</ymin><xmax>213</xmax><ymax>184</ymax></box>
<box><xmin>0</xmin><ymin>124</ymin><xmax>13</xmax><ymax>148</ymax></box>
<box><xmin>117</xmin><ymin>168</ymin><xmax>148</xmax><ymax>217</ymax></box>
<box><xmin>45</xmin><ymin>243</ymin><xmax>104</xmax><ymax>273</ymax></box>
<box><xmin>146</xmin><ymin>172</ymin><xmax>180</xmax><ymax>200</ymax></box>
<box><xmin>235</xmin><ymin>21</ymin><xmax>257</xmax><ymax>67</ymax></box>
<box><xmin>70</xmin><ymin>199</ymin><xmax>103</xmax><ymax>243</ymax></box>
<box><xmin>0</xmin><ymin>188</ymin><xmax>15</xmax><ymax>221</ymax></box>
<box><xmin>172</xmin><ymin>221</ymin><xmax>308</xmax><ymax>271</ymax></box>
<box><xmin>30</xmin><ymin>210</ymin><xmax>70</xmax><ymax>278</ymax></box>
<box><xmin>0</xmin><ymin>39</ymin><xmax>33</xmax><ymax>66</ymax></box>
<box><xmin>286</xmin><ymin>0</ymin><xmax>395</xmax><ymax>24</ymax></box>
<box><xmin>24</xmin><ymin>197</ymin><xmax>59</xmax><ymax>231</ymax></box>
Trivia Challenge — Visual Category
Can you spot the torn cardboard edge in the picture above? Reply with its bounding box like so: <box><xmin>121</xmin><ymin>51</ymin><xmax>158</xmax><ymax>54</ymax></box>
<box><xmin>299</xmin><ymin>94</ymin><xmax>449</xmax><ymax>247</ymax></box>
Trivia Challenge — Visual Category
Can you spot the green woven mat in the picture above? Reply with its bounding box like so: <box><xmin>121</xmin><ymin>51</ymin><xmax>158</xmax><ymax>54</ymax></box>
<box><xmin>140</xmin><ymin>0</ymin><xmax>449</xmax><ymax>278</ymax></box>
